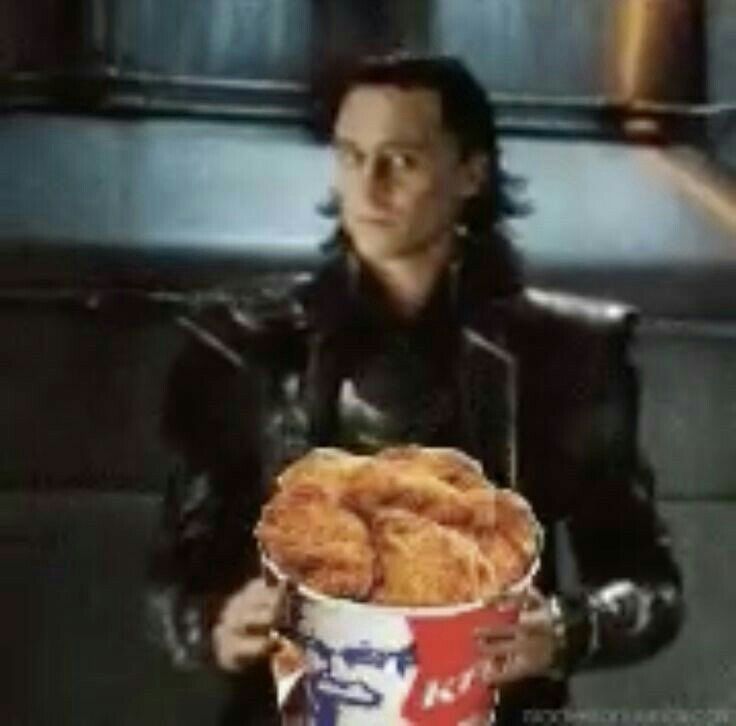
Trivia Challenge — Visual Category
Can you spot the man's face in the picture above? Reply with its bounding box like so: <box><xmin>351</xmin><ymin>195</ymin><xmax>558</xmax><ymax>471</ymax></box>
<box><xmin>333</xmin><ymin>85</ymin><xmax>484</xmax><ymax>264</ymax></box>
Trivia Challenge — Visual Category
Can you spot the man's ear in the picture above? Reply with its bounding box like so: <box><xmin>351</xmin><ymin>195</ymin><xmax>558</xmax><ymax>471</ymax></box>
<box><xmin>459</xmin><ymin>152</ymin><xmax>488</xmax><ymax>199</ymax></box>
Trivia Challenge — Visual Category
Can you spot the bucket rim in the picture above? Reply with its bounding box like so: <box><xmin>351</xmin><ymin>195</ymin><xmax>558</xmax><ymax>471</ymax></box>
<box><xmin>260</xmin><ymin>520</ymin><xmax>543</xmax><ymax>617</ymax></box>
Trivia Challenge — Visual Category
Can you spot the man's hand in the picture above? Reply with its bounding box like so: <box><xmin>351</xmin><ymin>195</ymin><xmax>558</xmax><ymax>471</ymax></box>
<box><xmin>212</xmin><ymin>577</ymin><xmax>286</xmax><ymax>672</ymax></box>
<box><xmin>474</xmin><ymin>589</ymin><xmax>560</xmax><ymax>685</ymax></box>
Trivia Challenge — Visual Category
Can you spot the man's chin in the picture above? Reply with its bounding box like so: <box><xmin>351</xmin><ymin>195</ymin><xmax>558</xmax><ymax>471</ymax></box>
<box><xmin>346</xmin><ymin>223</ymin><xmax>451</xmax><ymax>262</ymax></box>
<box><xmin>349</xmin><ymin>234</ymin><xmax>437</xmax><ymax>265</ymax></box>
<box><xmin>350</xmin><ymin>230</ymin><xmax>404</xmax><ymax>256</ymax></box>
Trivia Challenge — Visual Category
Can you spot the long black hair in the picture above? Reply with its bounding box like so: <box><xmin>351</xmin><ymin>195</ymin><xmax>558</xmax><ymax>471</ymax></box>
<box><xmin>318</xmin><ymin>54</ymin><xmax>529</xmax><ymax>287</ymax></box>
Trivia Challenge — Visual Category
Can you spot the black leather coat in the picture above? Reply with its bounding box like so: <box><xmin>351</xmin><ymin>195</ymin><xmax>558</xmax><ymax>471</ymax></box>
<box><xmin>147</xmin><ymin>244</ymin><xmax>683</xmax><ymax>724</ymax></box>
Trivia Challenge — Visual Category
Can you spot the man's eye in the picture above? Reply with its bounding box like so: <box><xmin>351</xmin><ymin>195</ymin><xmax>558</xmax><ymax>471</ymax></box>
<box><xmin>337</xmin><ymin>147</ymin><xmax>362</xmax><ymax>168</ymax></box>
<box><xmin>387</xmin><ymin>152</ymin><xmax>417</xmax><ymax>171</ymax></box>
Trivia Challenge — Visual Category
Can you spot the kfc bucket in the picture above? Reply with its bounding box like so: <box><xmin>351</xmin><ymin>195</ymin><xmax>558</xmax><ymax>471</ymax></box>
<box><xmin>266</xmin><ymin>548</ymin><xmax>539</xmax><ymax>726</ymax></box>
<box><xmin>256</xmin><ymin>446</ymin><xmax>543</xmax><ymax>725</ymax></box>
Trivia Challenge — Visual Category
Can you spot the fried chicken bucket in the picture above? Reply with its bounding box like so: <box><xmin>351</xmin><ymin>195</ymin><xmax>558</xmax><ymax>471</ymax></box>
<box><xmin>257</xmin><ymin>447</ymin><xmax>542</xmax><ymax>725</ymax></box>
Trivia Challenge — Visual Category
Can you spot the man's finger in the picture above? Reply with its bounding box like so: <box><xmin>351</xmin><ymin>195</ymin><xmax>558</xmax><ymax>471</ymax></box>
<box><xmin>488</xmin><ymin>592</ymin><xmax>526</xmax><ymax>611</ymax></box>
<box><xmin>477</xmin><ymin>643</ymin><xmax>520</xmax><ymax>685</ymax></box>
<box><xmin>475</xmin><ymin>634</ymin><xmax>518</xmax><ymax>658</ymax></box>
<box><xmin>518</xmin><ymin>606</ymin><xmax>553</xmax><ymax>632</ymax></box>
<box><xmin>244</xmin><ymin>578</ymin><xmax>287</xmax><ymax>609</ymax></box>
<box><xmin>474</xmin><ymin>623</ymin><xmax>517</xmax><ymax>645</ymax></box>
<box><xmin>520</xmin><ymin>586</ymin><xmax>546</xmax><ymax>610</ymax></box>
<box><xmin>482</xmin><ymin>658</ymin><xmax>523</xmax><ymax>686</ymax></box>
<box><xmin>234</xmin><ymin>612</ymin><xmax>278</xmax><ymax>636</ymax></box>
<box><xmin>213</xmin><ymin>626</ymin><xmax>278</xmax><ymax>672</ymax></box>
<box><xmin>219</xmin><ymin>578</ymin><xmax>286</xmax><ymax>628</ymax></box>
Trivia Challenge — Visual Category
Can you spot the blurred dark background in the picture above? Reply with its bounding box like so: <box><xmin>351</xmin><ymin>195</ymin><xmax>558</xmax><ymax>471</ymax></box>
<box><xmin>1</xmin><ymin>1</ymin><xmax>735</xmax><ymax>724</ymax></box>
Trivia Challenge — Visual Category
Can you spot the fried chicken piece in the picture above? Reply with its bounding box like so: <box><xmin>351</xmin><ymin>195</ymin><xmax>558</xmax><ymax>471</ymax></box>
<box><xmin>342</xmin><ymin>458</ymin><xmax>475</xmax><ymax>529</ymax></box>
<box><xmin>448</xmin><ymin>488</ymin><xmax>536</xmax><ymax>591</ymax></box>
<box><xmin>257</xmin><ymin>447</ymin><xmax>539</xmax><ymax>604</ymax></box>
<box><xmin>461</xmin><ymin>487</ymin><xmax>498</xmax><ymax>530</ymax></box>
<box><xmin>461</xmin><ymin>490</ymin><xmax>538</xmax><ymax>591</ymax></box>
<box><xmin>495</xmin><ymin>489</ymin><xmax>538</xmax><ymax>562</ymax></box>
<box><xmin>276</xmin><ymin>448</ymin><xmax>368</xmax><ymax>499</ymax></box>
<box><xmin>274</xmin><ymin>476</ymin><xmax>338</xmax><ymax>509</ymax></box>
<box><xmin>377</xmin><ymin>445</ymin><xmax>490</xmax><ymax>492</ymax></box>
<box><xmin>448</xmin><ymin>487</ymin><xmax>528</xmax><ymax>591</ymax></box>
<box><xmin>474</xmin><ymin>531</ymin><xmax>529</xmax><ymax>590</ymax></box>
<box><xmin>372</xmin><ymin>509</ymin><xmax>500</xmax><ymax>606</ymax></box>
<box><xmin>256</xmin><ymin>493</ymin><xmax>374</xmax><ymax>600</ymax></box>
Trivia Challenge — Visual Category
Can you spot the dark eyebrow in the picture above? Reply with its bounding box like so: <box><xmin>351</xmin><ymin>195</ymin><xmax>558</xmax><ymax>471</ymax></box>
<box><xmin>382</xmin><ymin>142</ymin><xmax>428</xmax><ymax>154</ymax></box>
<box><xmin>333</xmin><ymin>137</ymin><xmax>359</xmax><ymax>150</ymax></box>
<box><xmin>333</xmin><ymin>137</ymin><xmax>429</xmax><ymax>154</ymax></box>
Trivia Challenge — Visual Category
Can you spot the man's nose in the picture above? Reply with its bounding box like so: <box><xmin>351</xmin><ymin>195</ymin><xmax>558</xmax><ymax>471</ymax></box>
<box><xmin>360</xmin><ymin>156</ymin><xmax>391</xmax><ymax>205</ymax></box>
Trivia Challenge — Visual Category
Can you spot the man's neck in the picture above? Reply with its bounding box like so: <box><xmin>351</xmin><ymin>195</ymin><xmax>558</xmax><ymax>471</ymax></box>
<box><xmin>357</xmin><ymin>235</ymin><xmax>456</xmax><ymax>319</ymax></box>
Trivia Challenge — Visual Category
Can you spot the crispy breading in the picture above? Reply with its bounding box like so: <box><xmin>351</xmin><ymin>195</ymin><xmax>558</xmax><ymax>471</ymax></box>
<box><xmin>274</xmin><ymin>477</ymin><xmax>337</xmax><ymax>509</ymax></box>
<box><xmin>461</xmin><ymin>487</ymin><xmax>498</xmax><ymax>530</ymax></box>
<box><xmin>256</xmin><ymin>495</ymin><xmax>374</xmax><ymax>599</ymax></box>
<box><xmin>341</xmin><ymin>457</ymin><xmax>475</xmax><ymax>528</ymax></box>
<box><xmin>474</xmin><ymin>530</ymin><xmax>529</xmax><ymax>590</ymax></box>
<box><xmin>376</xmin><ymin>445</ymin><xmax>490</xmax><ymax>492</ymax></box>
<box><xmin>257</xmin><ymin>446</ymin><xmax>539</xmax><ymax>605</ymax></box>
<box><xmin>495</xmin><ymin>489</ymin><xmax>538</xmax><ymax>561</ymax></box>
<box><xmin>372</xmin><ymin>509</ymin><xmax>500</xmax><ymax>606</ymax></box>
<box><xmin>276</xmin><ymin>447</ymin><xmax>368</xmax><ymax>497</ymax></box>
<box><xmin>461</xmin><ymin>490</ymin><xmax>536</xmax><ymax>589</ymax></box>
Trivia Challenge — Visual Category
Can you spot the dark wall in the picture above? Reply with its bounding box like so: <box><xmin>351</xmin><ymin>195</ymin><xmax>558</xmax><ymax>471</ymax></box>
<box><xmin>433</xmin><ymin>0</ymin><xmax>704</xmax><ymax>101</ymax></box>
<box><xmin>706</xmin><ymin>0</ymin><xmax>736</xmax><ymax>103</ymax></box>
<box><xmin>2</xmin><ymin>0</ymin><xmax>713</xmax><ymax>132</ymax></box>
<box><xmin>108</xmin><ymin>0</ymin><xmax>312</xmax><ymax>79</ymax></box>
<box><xmin>706</xmin><ymin>0</ymin><xmax>736</xmax><ymax>173</ymax></box>
<box><xmin>0</xmin><ymin>0</ymin><xmax>87</xmax><ymax>70</ymax></box>
<box><xmin>0</xmin><ymin>0</ymin><xmax>313</xmax><ymax>79</ymax></box>
<box><xmin>0</xmin><ymin>305</ymin><xmax>177</xmax><ymax>493</ymax></box>
<box><xmin>1</xmin><ymin>302</ymin><xmax>734</xmax><ymax>500</ymax></box>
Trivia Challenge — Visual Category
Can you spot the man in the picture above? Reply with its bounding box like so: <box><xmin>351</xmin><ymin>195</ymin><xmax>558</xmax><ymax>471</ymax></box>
<box><xmin>148</xmin><ymin>56</ymin><xmax>683</xmax><ymax>724</ymax></box>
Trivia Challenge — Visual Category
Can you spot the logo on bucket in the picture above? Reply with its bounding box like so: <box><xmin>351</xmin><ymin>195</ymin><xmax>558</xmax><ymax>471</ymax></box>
<box><xmin>301</xmin><ymin>635</ymin><xmax>415</xmax><ymax>725</ymax></box>
<box><xmin>295</xmin><ymin>601</ymin><xmax>517</xmax><ymax>725</ymax></box>
<box><xmin>402</xmin><ymin>606</ymin><xmax>516</xmax><ymax>725</ymax></box>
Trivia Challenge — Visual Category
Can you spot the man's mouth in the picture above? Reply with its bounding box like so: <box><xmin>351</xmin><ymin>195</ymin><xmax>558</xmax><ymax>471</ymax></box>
<box><xmin>356</xmin><ymin>215</ymin><xmax>395</xmax><ymax>227</ymax></box>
